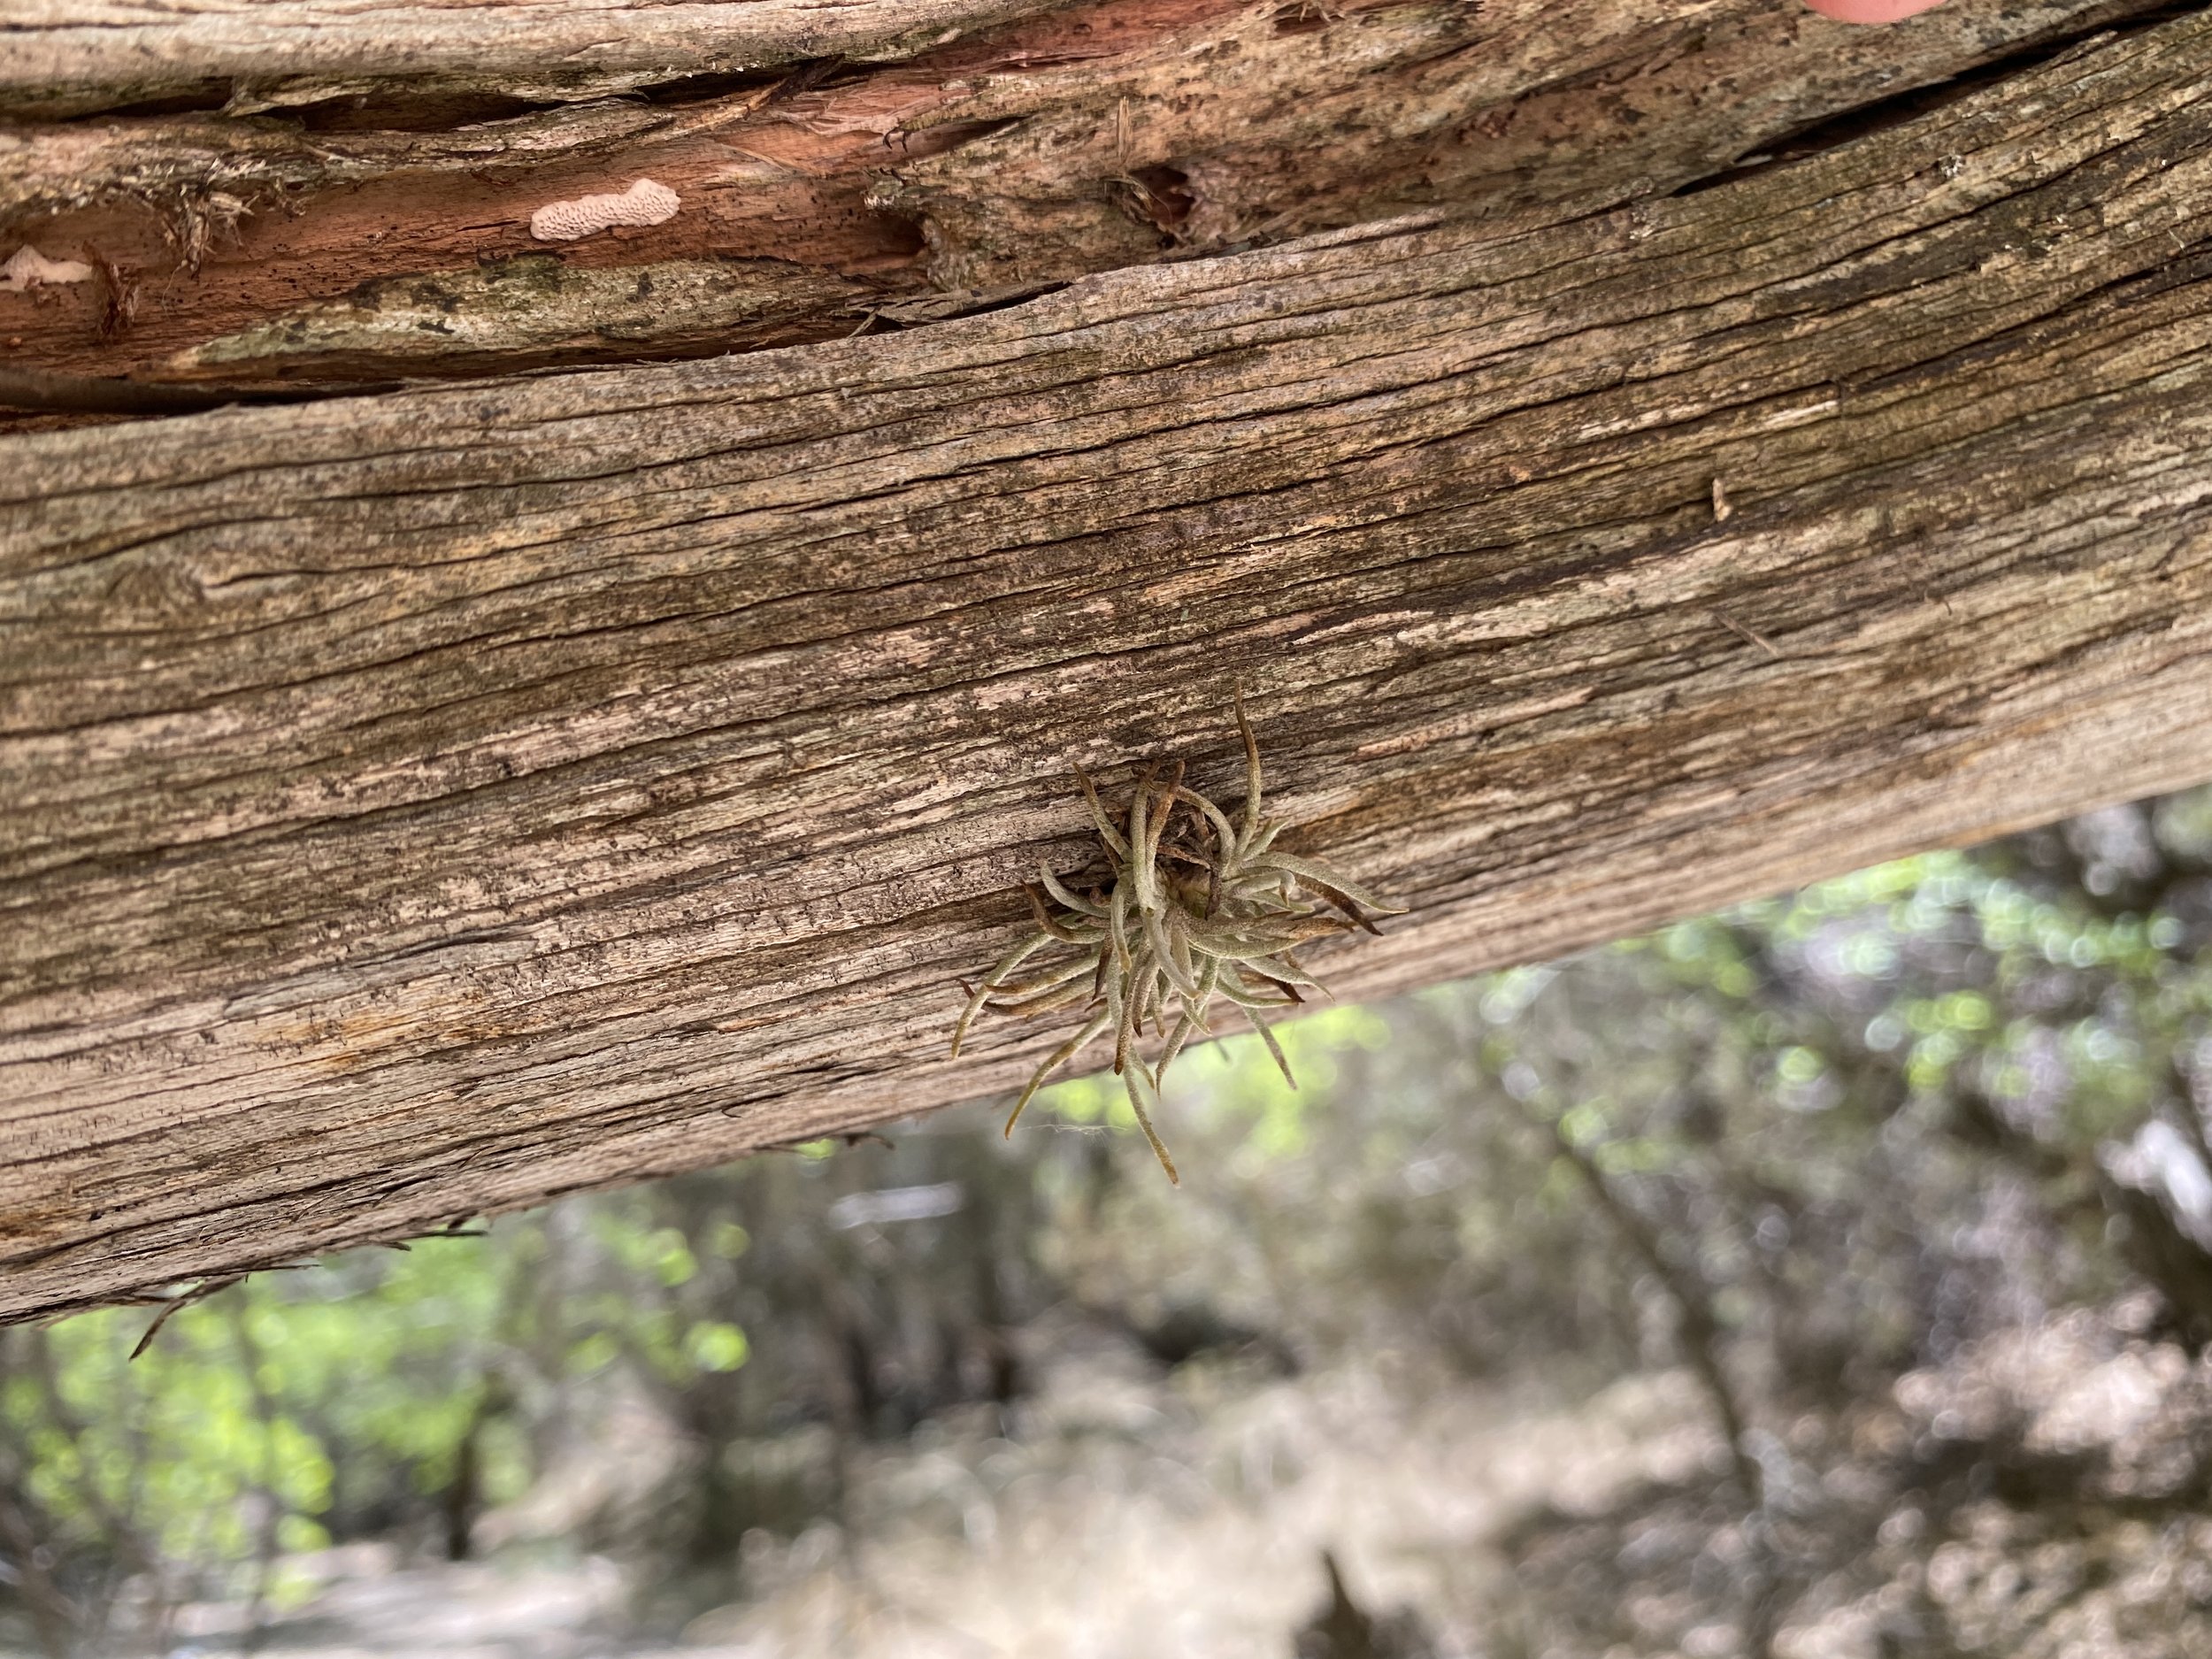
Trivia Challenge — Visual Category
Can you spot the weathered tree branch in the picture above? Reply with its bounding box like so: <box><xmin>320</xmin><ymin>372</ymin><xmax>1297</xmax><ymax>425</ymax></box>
<box><xmin>0</xmin><ymin>0</ymin><xmax>2165</xmax><ymax>392</ymax></box>
<box><xmin>7</xmin><ymin>11</ymin><xmax>2212</xmax><ymax>1321</ymax></box>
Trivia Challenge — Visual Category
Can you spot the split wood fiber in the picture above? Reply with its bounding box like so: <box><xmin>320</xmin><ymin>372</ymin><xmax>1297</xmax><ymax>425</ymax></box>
<box><xmin>9</xmin><ymin>13</ymin><xmax>2212</xmax><ymax>1318</ymax></box>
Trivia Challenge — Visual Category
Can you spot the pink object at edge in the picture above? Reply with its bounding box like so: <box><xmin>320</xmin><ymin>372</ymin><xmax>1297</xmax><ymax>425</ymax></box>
<box><xmin>1802</xmin><ymin>0</ymin><xmax>1948</xmax><ymax>21</ymax></box>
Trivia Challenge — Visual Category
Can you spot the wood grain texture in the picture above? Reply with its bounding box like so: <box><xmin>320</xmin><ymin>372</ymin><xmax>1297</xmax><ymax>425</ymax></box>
<box><xmin>9</xmin><ymin>12</ymin><xmax>2212</xmax><ymax>1320</ymax></box>
<box><xmin>0</xmin><ymin>0</ymin><xmax>2158</xmax><ymax>391</ymax></box>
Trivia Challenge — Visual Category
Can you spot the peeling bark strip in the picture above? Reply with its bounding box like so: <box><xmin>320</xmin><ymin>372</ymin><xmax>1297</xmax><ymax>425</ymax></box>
<box><xmin>0</xmin><ymin>0</ymin><xmax>2165</xmax><ymax>392</ymax></box>
<box><xmin>10</xmin><ymin>12</ymin><xmax>2212</xmax><ymax>1321</ymax></box>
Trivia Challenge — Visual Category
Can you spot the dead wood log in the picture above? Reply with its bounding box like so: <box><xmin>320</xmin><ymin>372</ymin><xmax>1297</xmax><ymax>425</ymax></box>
<box><xmin>7</xmin><ymin>10</ymin><xmax>2212</xmax><ymax>1320</ymax></box>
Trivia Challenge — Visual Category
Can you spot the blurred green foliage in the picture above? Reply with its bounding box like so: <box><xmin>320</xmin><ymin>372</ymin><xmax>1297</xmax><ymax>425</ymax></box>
<box><xmin>9</xmin><ymin>792</ymin><xmax>2212</xmax><ymax>1655</ymax></box>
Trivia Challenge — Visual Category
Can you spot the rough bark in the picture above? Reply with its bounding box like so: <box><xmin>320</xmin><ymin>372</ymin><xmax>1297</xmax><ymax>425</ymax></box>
<box><xmin>0</xmin><ymin>0</ymin><xmax>2165</xmax><ymax>396</ymax></box>
<box><xmin>9</xmin><ymin>10</ymin><xmax>2212</xmax><ymax>1321</ymax></box>
<box><xmin>0</xmin><ymin>0</ymin><xmax>1057</xmax><ymax>115</ymax></box>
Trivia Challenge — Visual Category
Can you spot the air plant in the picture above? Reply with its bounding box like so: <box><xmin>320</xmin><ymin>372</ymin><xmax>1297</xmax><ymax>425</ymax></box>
<box><xmin>950</xmin><ymin>699</ymin><xmax>1404</xmax><ymax>1183</ymax></box>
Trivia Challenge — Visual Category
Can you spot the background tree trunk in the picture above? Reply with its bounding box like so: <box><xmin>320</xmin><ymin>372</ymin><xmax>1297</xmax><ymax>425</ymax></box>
<box><xmin>7</xmin><ymin>1</ymin><xmax>2212</xmax><ymax>1321</ymax></box>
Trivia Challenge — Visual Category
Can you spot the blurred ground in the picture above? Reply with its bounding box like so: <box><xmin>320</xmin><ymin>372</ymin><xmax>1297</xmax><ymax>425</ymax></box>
<box><xmin>131</xmin><ymin>1344</ymin><xmax>1722</xmax><ymax>1659</ymax></box>
<box><xmin>115</xmin><ymin>1300</ymin><xmax>2212</xmax><ymax>1659</ymax></box>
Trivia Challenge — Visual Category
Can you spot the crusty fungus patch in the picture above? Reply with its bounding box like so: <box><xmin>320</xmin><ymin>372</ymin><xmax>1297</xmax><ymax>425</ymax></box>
<box><xmin>1</xmin><ymin>246</ymin><xmax>94</xmax><ymax>291</ymax></box>
<box><xmin>528</xmin><ymin>179</ymin><xmax>682</xmax><ymax>242</ymax></box>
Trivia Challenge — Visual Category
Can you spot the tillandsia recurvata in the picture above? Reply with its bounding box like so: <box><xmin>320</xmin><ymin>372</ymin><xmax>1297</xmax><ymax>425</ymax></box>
<box><xmin>950</xmin><ymin>698</ymin><xmax>1404</xmax><ymax>1184</ymax></box>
